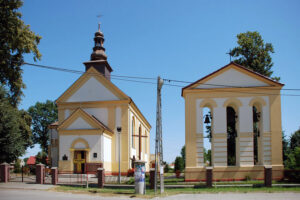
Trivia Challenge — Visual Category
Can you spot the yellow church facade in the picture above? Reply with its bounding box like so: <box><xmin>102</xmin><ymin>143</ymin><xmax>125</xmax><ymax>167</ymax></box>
<box><xmin>182</xmin><ymin>62</ymin><xmax>284</xmax><ymax>181</ymax></box>
<box><xmin>49</xmin><ymin>25</ymin><xmax>151</xmax><ymax>175</ymax></box>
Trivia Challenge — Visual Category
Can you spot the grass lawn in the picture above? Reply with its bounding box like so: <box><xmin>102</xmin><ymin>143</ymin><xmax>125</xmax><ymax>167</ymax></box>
<box><xmin>54</xmin><ymin>185</ymin><xmax>300</xmax><ymax>198</ymax></box>
<box><xmin>126</xmin><ymin>176</ymin><xmax>296</xmax><ymax>186</ymax></box>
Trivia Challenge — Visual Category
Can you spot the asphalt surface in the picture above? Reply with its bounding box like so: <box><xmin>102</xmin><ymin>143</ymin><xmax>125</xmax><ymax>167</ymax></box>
<box><xmin>0</xmin><ymin>189</ymin><xmax>300</xmax><ymax>200</ymax></box>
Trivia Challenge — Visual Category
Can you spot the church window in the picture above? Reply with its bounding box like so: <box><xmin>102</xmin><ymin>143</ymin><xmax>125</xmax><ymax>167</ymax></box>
<box><xmin>132</xmin><ymin>117</ymin><xmax>135</xmax><ymax>148</ymax></box>
<box><xmin>93</xmin><ymin>153</ymin><xmax>97</xmax><ymax>158</ymax></box>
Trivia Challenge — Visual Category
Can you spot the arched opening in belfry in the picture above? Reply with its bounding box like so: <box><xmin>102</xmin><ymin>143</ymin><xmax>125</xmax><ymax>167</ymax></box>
<box><xmin>253</xmin><ymin>104</ymin><xmax>262</xmax><ymax>165</ymax></box>
<box><xmin>227</xmin><ymin>106</ymin><xmax>237</xmax><ymax>166</ymax></box>
<box><xmin>203</xmin><ymin>107</ymin><xmax>212</xmax><ymax>166</ymax></box>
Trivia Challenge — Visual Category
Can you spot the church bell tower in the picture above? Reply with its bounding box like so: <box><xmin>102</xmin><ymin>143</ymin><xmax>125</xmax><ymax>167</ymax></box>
<box><xmin>83</xmin><ymin>23</ymin><xmax>113</xmax><ymax>80</ymax></box>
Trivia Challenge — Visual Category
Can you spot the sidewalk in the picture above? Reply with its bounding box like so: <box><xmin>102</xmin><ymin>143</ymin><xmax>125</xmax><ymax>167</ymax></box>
<box><xmin>0</xmin><ymin>182</ymin><xmax>55</xmax><ymax>190</ymax></box>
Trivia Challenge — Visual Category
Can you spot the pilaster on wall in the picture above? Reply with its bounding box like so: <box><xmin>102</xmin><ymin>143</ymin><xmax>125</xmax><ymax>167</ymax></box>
<box><xmin>185</xmin><ymin>95</ymin><xmax>197</xmax><ymax>168</ymax></box>
<box><xmin>238</xmin><ymin>132</ymin><xmax>254</xmax><ymax>166</ymax></box>
<box><xmin>196</xmin><ymin>134</ymin><xmax>204</xmax><ymax>166</ymax></box>
<box><xmin>262</xmin><ymin>132</ymin><xmax>272</xmax><ymax>165</ymax></box>
<box><xmin>212</xmin><ymin>134</ymin><xmax>227</xmax><ymax>166</ymax></box>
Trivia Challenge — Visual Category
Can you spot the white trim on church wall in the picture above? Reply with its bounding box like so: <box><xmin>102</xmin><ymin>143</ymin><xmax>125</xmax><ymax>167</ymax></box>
<box><xmin>131</xmin><ymin>148</ymin><xmax>136</xmax><ymax>158</ymax></box>
<box><xmin>115</xmin><ymin>107</ymin><xmax>121</xmax><ymax>162</ymax></box>
<box><xmin>104</xmin><ymin>135</ymin><xmax>111</xmax><ymax>162</ymax></box>
<box><xmin>66</xmin><ymin>77</ymin><xmax>119</xmax><ymax>102</ymax></box>
<box><xmin>195</xmin><ymin>68</ymin><xmax>269</xmax><ymax>89</ymax></box>
<box><xmin>238</xmin><ymin>97</ymin><xmax>252</xmax><ymax>133</ymax></box>
<box><xmin>84</xmin><ymin>108</ymin><xmax>108</xmax><ymax>126</ymax></box>
<box><xmin>66</xmin><ymin>117</ymin><xmax>94</xmax><ymax>130</ymax></box>
<box><xmin>262</xmin><ymin>96</ymin><xmax>270</xmax><ymax>132</ymax></box>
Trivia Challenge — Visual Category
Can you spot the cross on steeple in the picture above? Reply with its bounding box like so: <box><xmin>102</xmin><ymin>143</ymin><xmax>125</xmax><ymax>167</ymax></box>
<box><xmin>226</xmin><ymin>49</ymin><xmax>232</xmax><ymax>62</ymax></box>
<box><xmin>97</xmin><ymin>14</ymin><xmax>103</xmax><ymax>31</ymax></box>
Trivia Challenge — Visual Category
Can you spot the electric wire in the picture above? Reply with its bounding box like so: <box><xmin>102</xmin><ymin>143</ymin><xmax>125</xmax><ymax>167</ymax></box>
<box><xmin>22</xmin><ymin>62</ymin><xmax>300</xmax><ymax>96</ymax></box>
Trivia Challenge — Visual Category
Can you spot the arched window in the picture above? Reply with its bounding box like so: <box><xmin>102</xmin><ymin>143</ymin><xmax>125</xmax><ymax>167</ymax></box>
<box><xmin>131</xmin><ymin>117</ymin><xmax>135</xmax><ymax>148</ymax></box>
<box><xmin>144</xmin><ymin>130</ymin><xmax>147</xmax><ymax>155</ymax></box>
<box><xmin>227</xmin><ymin>106</ymin><xmax>237</xmax><ymax>166</ymax></box>
<box><xmin>253</xmin><ymin>103</ymin><xmax>262</xmax><ymax>165</ymax></box>
<box><xmin>138</xmin><ymin>125</ymin><xmax>142</xmax><ymax>160</ymax></box>
<box><xmin>203</xmin><ymin>107</ymin><xmax>212</xmax><ymax>166</ymax></box>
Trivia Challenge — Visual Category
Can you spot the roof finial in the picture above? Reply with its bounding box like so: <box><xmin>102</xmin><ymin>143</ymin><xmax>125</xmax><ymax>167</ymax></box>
<box><xmin>97</xmin><ymin>14</ymin><xmax>103</xmax><ymax>32</ymax></box>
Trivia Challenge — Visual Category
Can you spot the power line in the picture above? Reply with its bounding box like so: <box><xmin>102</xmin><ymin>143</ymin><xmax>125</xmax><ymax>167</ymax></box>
<box><xmin>22</xmin><ymin>62</ymin><xmax>300</xmax><ymax>96</ymax></box>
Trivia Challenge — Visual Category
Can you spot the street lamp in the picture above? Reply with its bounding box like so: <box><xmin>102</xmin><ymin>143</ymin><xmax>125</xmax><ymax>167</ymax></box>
<box><xmin>117</xmin><ymin>126</ymin><xmax>122</xmax><ymax>184</ymax></box>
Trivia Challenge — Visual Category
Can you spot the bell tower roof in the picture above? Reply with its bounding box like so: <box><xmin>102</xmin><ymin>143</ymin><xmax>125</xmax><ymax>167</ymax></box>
<box><xmin>91</xmin><ymin>23</ymin><xmax>107</xmax><ymax>61</ymax></box>
<box><xmin>84</xmin><ymin>22</ymin><xmax>113</xmax><ymax>80</ymax></box>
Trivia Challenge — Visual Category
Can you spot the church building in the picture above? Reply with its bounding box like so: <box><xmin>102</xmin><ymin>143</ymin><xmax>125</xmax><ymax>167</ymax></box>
<box><xmin>49</xmin><ymin>25</ymin><xmax>151</xmax><ymax>175</ymax></box>
<box><xmin>182</xmin><ymin>62</ymin><xmax>284</xmax><ymax>181</ymax></box>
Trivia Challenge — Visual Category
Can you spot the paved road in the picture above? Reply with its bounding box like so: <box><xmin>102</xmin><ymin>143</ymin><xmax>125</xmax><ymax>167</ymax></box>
<box><xmin>0</xmin><ymin>189</ymin><xmax>131</xmax><ymax>200</ymax></box>
<box><xmin>156</xmin><ymin>193</ymin><xmax>300</xmax><ymax>200</ymax></box>
<box><xmin>1</xmin><ymin>189</ymin><xmax>300</xmax><ymax>200</ymax></box>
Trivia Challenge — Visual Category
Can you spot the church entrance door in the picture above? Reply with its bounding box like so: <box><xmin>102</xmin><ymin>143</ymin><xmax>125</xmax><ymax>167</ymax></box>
<box><xmin>73</xmin><ymin>151</ymin><xmax>86</xmax><ymax>174</ymax></box>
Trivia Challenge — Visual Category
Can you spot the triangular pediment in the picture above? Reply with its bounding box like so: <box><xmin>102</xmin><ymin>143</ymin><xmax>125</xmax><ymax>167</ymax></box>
<box><xmin>58</xmin><ymin>108</ymin><xmax>113</xmax><ymax>135</ymax></box>
<box><xmin>67</xmin><ymin>117</ymin><xmax>93</xmax><ymax>130</ymax></box>
<box><xmin>56</xmin><ymin>67</ymin><xmax>129</xmax><ymax>103</ymax></box>
<box><xmin>183</xmin><ymin>62</ymin><xmax>283</xmax><ymax>92</ymax></box>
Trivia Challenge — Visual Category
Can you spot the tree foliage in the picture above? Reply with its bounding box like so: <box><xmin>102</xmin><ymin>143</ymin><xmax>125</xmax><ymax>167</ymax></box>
<box><xmin>283</xmin><ymin>128</ymin><xmax>300</xmax><ymax>170</ymax></box>
<box><xmin>180</xmin><ymin>145</ymin><xmax>185</xmax><ymax>167</ymax></box>
<box><xmin>28</xmin><ymin>100</ymin><xmax>57</xmax><ymax>153</ymax></box>
<box><xmin>35</xmin><ymin>151</ymin><xmax>47</xmax><ymax>165</ymax></box>
<box><xmin>0</xmin><ymin>85</ymin><xmax>32</xmax><ymax>163</ymax></box>
<box><xmin>0</xmin><ymin>0</ymin><xmax>41</xmax><ymax>106</ymax></box>
<box><xmin>174</xmin><ymin>156</ymin><xmax>184</xmax><ymax>172</ymax></box>
<box><xmin>230</xmin><ymin>31</ymin><xmax>279</xmax><ymax>81</ymax></box>
<box><xmin>290</xmin><ymin>129</ymin><xmax>300</xmax><ymax>151</ymax></box>
<box><xmin>204</xmin><ymin>148</ymin><xmax>211</xmax><ymax>166</ymax></box>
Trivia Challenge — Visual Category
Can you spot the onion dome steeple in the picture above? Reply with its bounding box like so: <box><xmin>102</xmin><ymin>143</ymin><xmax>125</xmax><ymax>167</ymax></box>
<box><xmin>84</xmin><ymin>22</ymin><xmax>113</xmax><ymax>80</ymax></box>
<box><xmin>91</xmin><ymin>23</ymin><xmax>107</xmax><ymax>61</ymax></box>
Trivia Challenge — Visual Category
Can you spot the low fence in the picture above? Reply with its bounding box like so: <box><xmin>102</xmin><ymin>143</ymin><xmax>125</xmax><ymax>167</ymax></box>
<box><xmin>57</xmin><ymin>173</ymin><xmax>98</xmax><ymax>185</ymax></box>
<box><xmin>2</xmin><ymin>162</ymin><xmax>300</xmax><ymax>187</ymax></box>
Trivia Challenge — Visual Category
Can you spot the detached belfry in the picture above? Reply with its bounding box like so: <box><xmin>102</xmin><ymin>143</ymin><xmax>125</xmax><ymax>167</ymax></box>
<box><xmin>182</xmin><ymin>62</ymin><xmax>284</xmax><ymax>181</ymax></box>
<box><xmin>49</xmin><ymin>24</ymin><xmax>151</xmax><ymax>174</ymax></box>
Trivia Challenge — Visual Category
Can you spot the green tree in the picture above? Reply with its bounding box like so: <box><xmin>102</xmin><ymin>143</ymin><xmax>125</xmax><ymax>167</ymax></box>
<box><xmin>180</xmin><ymin>145</ymin><xmax>185</xmax><ymax>167</ymax></box>
<box><xmin>164</xmin><ymin>163</ymin><xmax>170</xmax><ymax>173</ymax></box>
<box><xmin>13</xmin><ymin>158</ymin><xmax>22</xmax><ymax>173</ymax></box>
<box><xmin>295</xmin><ymin>147</ymin><xmax>300</xmax><ymax>168</ymax></box>
<box><xmin>204</xmin><ymin>148</ymin><xmax>212</xmax><ymax>166</ymax></box>
<box><xmin>35</xmin><ymin>151</ymin><xmax>47</xmax><ymax>165</ymax></box>
<box><xmin>290</xmin><ymin>128</ymin><xmax>300</xmax><ymax>151</ymax></box>
<box><xmin>282</xmin><ymin>131</ymin><xmax>290</xmax><ymax>167</ymax></box>
<box><xmin>28</xmin><ymin>100</ymin><xmax>58</xmax><ymax>153</ymax></box>
<box><xmin>230</xmin><ymin>31</ymin><xmax>279</xmax><ymax>81</ymax></box>
<box><xmin>0</xmin><ymin>0</ymin><xmax>41</xmax><ymax>106</ymax></box>
<box><xmin>0</xmin><ymin>85</ymin><xmax>32</xmax><ymax>163</ymax></box>
<box><xmin>174</xmin><ymin>156</ymin><xmax>184</xmax><ymax>172</ymax></box>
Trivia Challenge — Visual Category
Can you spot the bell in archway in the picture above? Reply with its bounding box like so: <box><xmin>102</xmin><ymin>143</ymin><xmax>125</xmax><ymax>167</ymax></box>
<box><xmin>204</xmin><ymin>114</ymin><xmax>210</xmax><ymax>124</ymax></box>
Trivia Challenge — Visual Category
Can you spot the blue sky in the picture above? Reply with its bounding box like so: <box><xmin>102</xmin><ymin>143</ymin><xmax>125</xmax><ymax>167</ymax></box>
<box><xmin>20</xmin><ymin>0</ymin><xmax>300</xmax><ymax>163</ymax></box>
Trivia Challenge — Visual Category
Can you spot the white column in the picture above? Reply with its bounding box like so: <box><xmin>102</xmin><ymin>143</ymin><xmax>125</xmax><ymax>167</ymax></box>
<box><xmin>212</xmin><ymin>103</ymin><xmax>227</xmax><ymax>167</ymax></box>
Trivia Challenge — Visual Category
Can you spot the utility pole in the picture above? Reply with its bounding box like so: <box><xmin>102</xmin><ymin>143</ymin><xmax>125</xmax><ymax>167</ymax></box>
<box><xmin>117</xmin><ymin>127</ymin><xmax>122</xmax><ymax>184</ymax></box>
<box><xmin>154</xmin><ymin>76</ymin><xmax>164</xmax><ymax>194</ymax></box>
